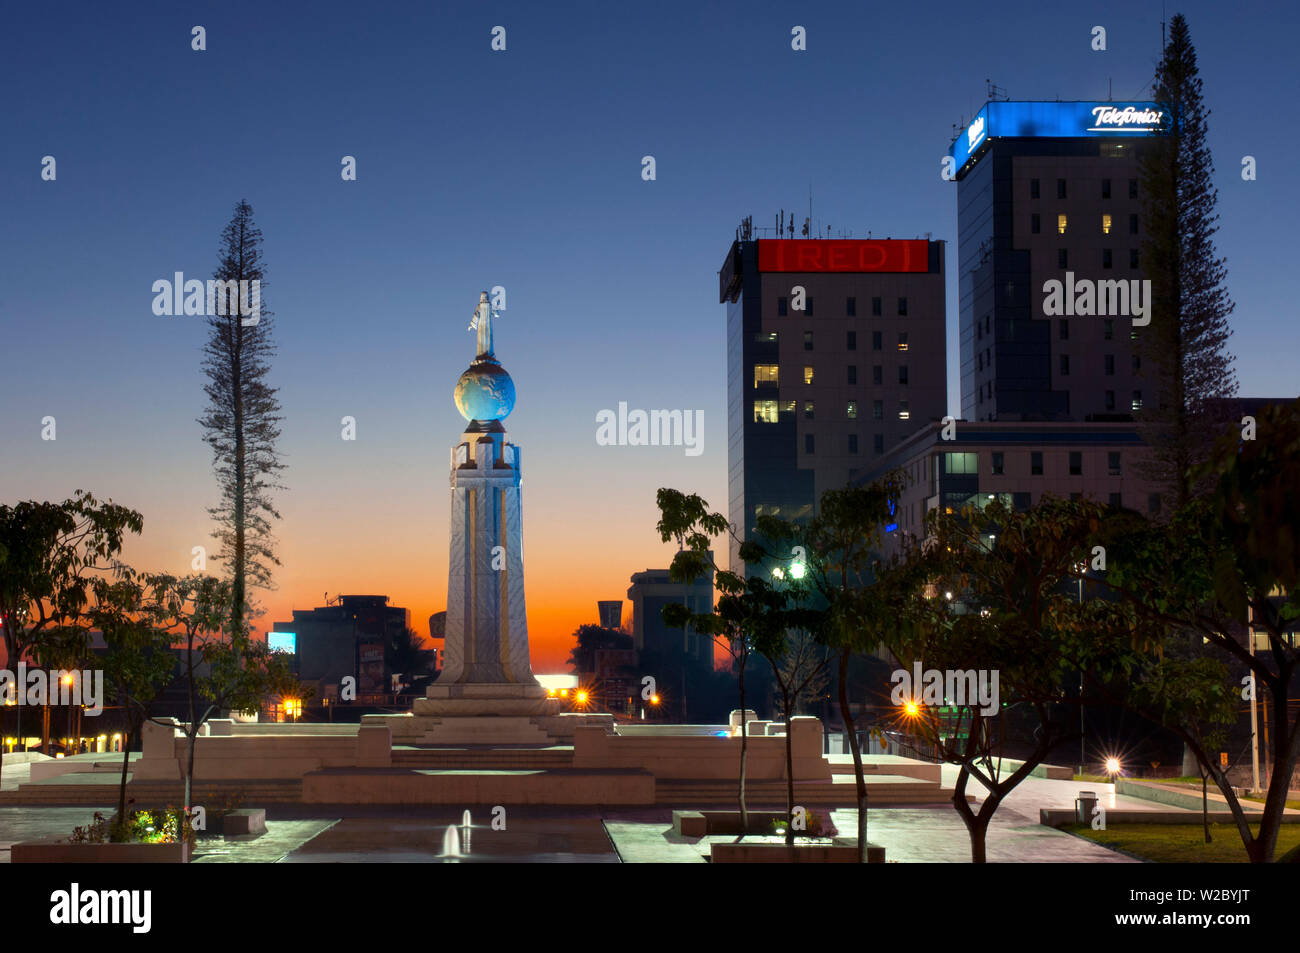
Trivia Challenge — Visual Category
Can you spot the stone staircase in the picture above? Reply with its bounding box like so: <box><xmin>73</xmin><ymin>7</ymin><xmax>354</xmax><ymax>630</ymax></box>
<box><xmin>654</xmin><ymin>775</ymin><xmax>950</xmax><ymax>807</ymax></box>
<box><xmin>390</xmin><ymin>745</ymin><xmax>576</xmax><ymax>770</ymax></box>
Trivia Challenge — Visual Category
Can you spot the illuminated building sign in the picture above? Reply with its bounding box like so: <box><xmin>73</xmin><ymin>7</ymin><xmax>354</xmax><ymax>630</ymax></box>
<box><xmin>268</xmin><ymin>631</ymin><xmax>296</xmax><ymax>653</ymax></box>
<box><xmin>758</xmin><ymin>239</ymin><xmax>929</xmax><ymax>273</ymax></box>
<box><xmin>949</xmin><ymin>101</ymin><xmax>1167</xmax><ymax>178</ymax></box>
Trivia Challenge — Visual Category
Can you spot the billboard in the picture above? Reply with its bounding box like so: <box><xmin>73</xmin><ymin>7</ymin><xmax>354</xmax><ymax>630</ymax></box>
<box><xmin>268</xmin><ymin>631</ymin><xmax>296</xmax><ymax>654</ymax></box>
<box><xmin>949</xmin><ymin>101</ymin><xmax>1167</xmax><ymax>177</ymax></box>
<box><xmin>757</xmin><ymin>239</ymin><xmax>929</xmax><ymax>274</ymax></box>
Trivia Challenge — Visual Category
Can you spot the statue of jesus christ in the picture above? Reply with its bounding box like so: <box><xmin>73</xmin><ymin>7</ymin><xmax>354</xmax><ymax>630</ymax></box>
<box><xmin>468</xmin><ymin>291</ymin><xmax>495</xmax><ymax>359</ymax></box>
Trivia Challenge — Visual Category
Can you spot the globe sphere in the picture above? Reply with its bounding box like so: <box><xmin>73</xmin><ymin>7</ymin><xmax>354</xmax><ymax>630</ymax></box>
<box><xmin>454</xmin><ymin>361</ymin><xmax>516</xmax><ymax>422</ymax></box>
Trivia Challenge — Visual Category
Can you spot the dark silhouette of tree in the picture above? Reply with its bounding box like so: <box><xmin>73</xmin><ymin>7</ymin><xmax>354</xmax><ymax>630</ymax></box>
<box><xmin>199</xmin><ymin>200</ymin><xmax>285</xmax><ymax>642</ymax></box>
<box><xmin>565</xmin><ymin>624</ymin><xmax>632</xmax><ymax>675</ymax></box>
<box><xmin>1137</xmin><ymin>13</ymin><xmax>1238</xmax><ymax>508</ymax></box>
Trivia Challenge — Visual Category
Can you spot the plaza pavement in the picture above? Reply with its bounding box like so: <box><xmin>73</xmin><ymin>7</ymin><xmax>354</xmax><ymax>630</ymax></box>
<box><xmin>0</xmin><ymin>763</ymin><xmax>1205</xmax><ymax>863</ymax></box>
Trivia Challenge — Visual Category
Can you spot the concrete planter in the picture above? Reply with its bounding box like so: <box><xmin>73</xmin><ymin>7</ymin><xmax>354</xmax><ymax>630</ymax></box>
<box><xmin>711</xmin><ymin>838</ymin><xmax>884</xmax><ymax>863</ymax></box>
<box><xmin>12</xmin><ymin>839</ymin><xmax>191</xmax><ymax>864</ymax></box>
<box><xmin>674</xmin><ymin>810</ymin><xmax>836</xmax><ymax>837</ymax></box>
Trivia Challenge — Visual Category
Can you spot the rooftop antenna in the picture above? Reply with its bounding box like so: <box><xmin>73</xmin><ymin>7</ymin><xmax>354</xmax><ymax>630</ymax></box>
<box><xmin>985</xmin><ymin>79</ymin><xmax>1008</xmax><ymax>102</ymax></box>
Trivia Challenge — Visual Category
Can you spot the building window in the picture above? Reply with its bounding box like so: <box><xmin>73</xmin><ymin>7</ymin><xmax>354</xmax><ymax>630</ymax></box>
<box><xmin>1031</xmin><ymin>213</ymin><xmax>1041</xmax><ymax>234</ymax></box>
<box><xmin>1013</xmin><ymin>491</ymin><xmax>1031</xmax><ymax>511</ymax></box>
<box><xmin>1105</xmin><ymin>390</ymin><xmax>1115</xmax><ymax>411</ymax></box>
<box><xmin>1057</xmin><ymin>178</ymin><xmax>1067</xmax><ymax>199</ymax></box>
<box><xmin>753</xmin><ymin>364</ymin><xmax>779</xmax><ymax>387</ymax></box>
<box><xmin>777</xmin><ymin>297</ymin><xmax>788</xmax><ymax>317</ymax></box>
<box><xmin>1030</xmin><ymin>178</ymin><xmax>1040</xmax><ymax>199</ymax></box>
<box><xmin>1109</xmin><ymin>492</ymin><xmax>1122</xmax><ymax>508</ymax></box>
<box><xmin>1129</xmin><ymin>178</ymin><xmax>1138</xmax><ymax>199</ymax></box>
<box><xmin>1132</xmin><ymin>354</ymin><xmax>1141</xmax><ymax>372</ymax></box>
<box><xmin>872</xmin><ymin>365</ymin><xmax>882</xmax><ymax>385</ymax></box>
<box><xmin>1057</xmin><ymin>214</ymin><xmax>1068</xmax><ymax>235</ymax></box>
<box><xmin>1102</xmin><ymin>213</ymin><xmax>1112</xmax><ymax>235</ymax></box>
<box><xmin>1148</xmin><ymin>493</ymin><xmax>1161</xmax><ymax>515</ymax></box>
<box><xmin>805</xmin><ymin>296</ymin><xmax>814</xmax><ymax>316</ymax></box>
<box><xmin>1102</xmin><ymin>354</ymin><xmax>1113</xmax><ymax>376</ymax></box>
<box><xmin>1103</xmin><ymin>248</ymin><xmax>1113</xmax><ymax>269</ymax></box>
<box><xmin>803</xmin><ymin>331</ymin><xmax>813</xmax><ymax>351</ymax></box>
<box><xmin>781</xmin><ymin>400</ymin><xmax>796</xmax><ymax>414</ymax></box>
<box><xmin>992</xmin><ymin>451</ymin><xmax>1004</xmax><ymax>475</ymax></box>
<box><xmin>753</xmin><ymin>400</ymin><xmax>779</xmax><ymax>423</ymax></box>
<box><xmin>898</xmin><ymin>401</ymin><xmax>910</xmax><ymax>420</ymax></box>
<box><xmin>1130</xmin><ymin>249</ymin><xmax>1140</xmax><ymax>269</ymax></box>
<box><xmin>848</xmin><ymin>434</ymin><xmax>859</xmax><ymax>454</ymax></box>
<box><xmin>1129</xmin><ymin>213</ymin><xmax>1139</xmax><ymax>235</ymax></box>
<box><xmin>847</xmin><ymin>330</ymin><xmax>856</xmax><ymax>351</ymax></box>
<box><xmin>847</xmin><ymin>365</ymin><xmax>857</xmax><ymax>385</ymax></box>
<box><xmin>872</xmin><ymin>297</ymin><xmax>882</xmax><ymax>316</ymax></box>
<box><xmin>978</xmin><ymin>352</ymin><xmax>983</xmax><ymax>371</ymax></box>
<box><xmin>895</xmin><ymin>365</ymin><xmax>907</xmax><ymax>386</ymax></box>
<box><xmin>846</xmin><ymin>296</ymin><xmax>856</xmax><ymax>317</ymax></box>
<box><xmin>874</xmin><ymin>434</ymin><xmax>884</xmax><ymax>455</ymax></box>
<box><xmin>803</xmin><ymin>365</ymin><xmax>814</xmax><ymax>385</ymax></box>
<box><xmin>1069</xmin><ymin>451</ymin><xmax>1082</xmax><ymax>476</ymax></box>
<box><xmin>898</xmin><ymin>297</ymin><xmax>908</xmax><ymax>316</ymax></box>
<box><xmin>1102</xmin><ymin>178</ymin><xmax>1111</xmax><ymax>199</ymax></box>
<box><xmin>1031</xmin><ymin>451</ymin><xmax>1043</xmax><ymax>476</ymax></box>
<box><xmin>872</xmin><ymin>400</ymin><xmax>883</xmax><ymax>420</ymax></box>
<box><xmin>1132</xmin><ymin>390</ymin><xmax>1143</xmax><ymax>411</ymax></box>
<box><xmin>1104</xmin><ymin>318</ymin><xmax>1114</xmax><ymax>341</ymax></box>
<box><xmin>1059</xmin><ymin>318</ymin><xmax>1069</xmax><ymax>340</ymax></box>
<box><xmin>847</xmin><ymin>401</ymin><xmax>858</xmax><ymax>419</ymax></box>
<box><xmin>872</xmin><ymin>331</ymin><xmax>882</xmax><ymax>351</ymax></box>
<box><xmin>897</xmin><ymin>332</ymin><xmax>908</xmax><ymax>352</ymax></box>
<box><xmin>1058</xmin><ymin>249</ymin><xmax>1068</xmax><ymax>269</ymax></box>
<box><xmin>755</xmin><ymin>330</ymin><xmax>778</xmax><ymax>343</ymax></box>
<box><xmin>1060</xmin><ymin>354</ymin><xmax>1070</xmax><ymax>376</ymax></box>
<box><xmin>805</xmin><ymin>434</ymin><xmax>815</xmax><ymax>454</ymax></box>
<box><xmin>942</xmin><ymin>452</ymin><xmax>978</xmax><ymax>475</ymax></box>
<box><xmin>1108</xmin><ymin>451</ymin><xmax>1121</xmax><ymax>475</ymax></box>
<box><xmin>804</xmin><ymin>401</ymin><xmax>814</xmax><ymax>419</ymax></box>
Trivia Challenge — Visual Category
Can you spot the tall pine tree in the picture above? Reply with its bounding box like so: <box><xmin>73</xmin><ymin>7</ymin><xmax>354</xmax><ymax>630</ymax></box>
<box><xmin>1137</xmin><ymin>13</ymin><xmax>1238</xmax><ymax>508</ymax></box>
<box><xmin>199</xmin><ymin>200</ymin><xmax>285</xmax><ymax>641</ymax></box>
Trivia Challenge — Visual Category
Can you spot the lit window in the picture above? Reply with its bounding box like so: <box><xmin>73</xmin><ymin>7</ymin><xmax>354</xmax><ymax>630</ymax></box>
<box><xmin>1102</xmin><ymin>214</ymin><xmax>1112</xmax><ymax>235</ymax></box>
<box><xmin>847</xmin><ymin>401</ymin><xmax>858</xmax><ymax>419</ymax></box>
<box><xmin>1132</xmin><ymin>391</ymin><xmax>1143</xmax><ymax>411</ymax></box>
<box><xmin>1057</xmin><ymin>214</ymin><xmax>1068</xmax><ymax>234</ymax></box>
<box><xmin>803</xmin><ymin>366</ymin><xmax>814</xmax><ymax>385</ymax></box>
<box><xmin>753</xmin><ymin>364</ymin><xmax>779</xmax><ymax>387</ymax></box>
<box><xmin>872</xmin><ymin>400</ymin><xmax>883</xmax><ymax>420</ymax></box>
<box><xmin>780</xmin><ymin>400</ymin><xmax>796</xmax><ymax>414</ymax></box>
<box><xmin>753</xmin><ymin>400</ymin><xmax>779</xmax><ymax>423</ymax></box>
<box><xmin>897</xmin><ymin>333</ymin><xmax>908</xmax><ymax>352</ymax></box>
<box><xmin>898</xmin><ymin>401</ymin><xmax>910</xmax><ymax>420</ymax></box>
<box><xmin>804</xmin><ymin>401</ymin><xmax>814</xmax><ymax>419</ymax></box>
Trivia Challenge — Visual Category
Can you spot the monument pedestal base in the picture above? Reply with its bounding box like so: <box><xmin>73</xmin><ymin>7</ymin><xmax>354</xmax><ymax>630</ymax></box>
<box><xmin>366</xmin><ymin>684</ymin><xmax>614</xmax><ymax>745</ymax></box>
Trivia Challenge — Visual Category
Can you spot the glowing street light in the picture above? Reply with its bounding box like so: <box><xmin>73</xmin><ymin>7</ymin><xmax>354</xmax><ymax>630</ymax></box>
<box><xmin>903</xmin><ymin>700</ymin><xmax>920</xmax><ymax>718</ymax></box>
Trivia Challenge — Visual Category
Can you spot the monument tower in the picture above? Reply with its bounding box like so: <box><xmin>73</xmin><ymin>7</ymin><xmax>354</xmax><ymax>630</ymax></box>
<box><xmin>374</xmin><ymin>293</ymin><xmax>606</xmax><ymax>743</ymax></box>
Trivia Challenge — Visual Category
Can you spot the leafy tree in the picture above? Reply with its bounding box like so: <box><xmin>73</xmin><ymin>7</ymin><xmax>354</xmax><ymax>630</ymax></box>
<box><xmin>656</xmin><ymin>488</ymin><xmax>786</xmax><ymax>836</ymax></box>
<box><xmin>565</xmin><ymin>624</ymin><xmax>632</xmax><ymax>675</ymax></box>
<box><xmin>143</xmin><ymin>573</ymin><xmax>304</xmax><ymax>827</ymax></box>
<box><xmin>1100</xmin><ymin>399</ymin><xmax>1300</xmax><ymax>861</ymax></box>
<box><xmin>198</xmin><ymin>200</ymin><xmax>286</xmax><ymax>642</ymax></box>
<box><xmin>0</xmin><ymin>492</ymin><xmax>142</xmax><ymax>769</ymax></box>
<box><xmin>1136</xmin><ymin>13</ymin><xmax>1238</xmax><ymax>507</ymax></box>
<box><xmin>761</xmin><ymin>480</ymin><xmax>918</xmax><ymax>861</ymax></box>
<box><xmin>893</xmin><ymin>497</ymin><xmax>1139</xmax><ymax>863</ymax></box>
<box><xmin>388</xmin><ymin>627</ymin><xmax>435</xmax><ymax>683</ymax></box>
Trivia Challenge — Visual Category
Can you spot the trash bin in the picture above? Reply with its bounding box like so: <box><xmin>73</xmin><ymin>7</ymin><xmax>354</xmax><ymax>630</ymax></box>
<box><xmin>1075</xmin><ymin>790</ymin><xmax>1097</xmax><ymax>824</ymax></box>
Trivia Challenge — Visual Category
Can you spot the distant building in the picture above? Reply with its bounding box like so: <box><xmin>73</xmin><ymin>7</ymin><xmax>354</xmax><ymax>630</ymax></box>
<box><xmin>271</xmin><ymin>595</ymin><xmax>410</xmax><ymax>699</ymax></box>
<box><xmin>597</xmin><ymin>600</ymin><xmax>623</xmax><ymax>629</ymax></box>
<box><xmin>861</xmin><ymin>419</ymin><xmax>1160</xmax><ymax>554</ymax></box>
<box><xmin>627</xmin><ymin>561</ymin><xmax>714</xmax><ymax>676</ymax></box>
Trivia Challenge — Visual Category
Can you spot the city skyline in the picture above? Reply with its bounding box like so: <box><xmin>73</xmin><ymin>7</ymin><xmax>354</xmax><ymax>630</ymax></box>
<box><xmin>3</xmin><ymin>0</ymin><xmax>1296</xmax><ymax>667</ymax></box>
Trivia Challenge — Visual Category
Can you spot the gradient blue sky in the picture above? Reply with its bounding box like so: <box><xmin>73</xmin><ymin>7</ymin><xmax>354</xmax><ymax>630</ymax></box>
<box><xmin>3</xmin><ymin>0</ymin><xmax>1296</xmax><ymax>665</ymax></box>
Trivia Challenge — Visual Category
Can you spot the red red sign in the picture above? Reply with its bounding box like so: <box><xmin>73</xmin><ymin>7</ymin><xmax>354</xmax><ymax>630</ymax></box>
<box><xmin>758</xmin><ymin>239</ymin><xmax>929</xmax><ymax>273</ymax></box>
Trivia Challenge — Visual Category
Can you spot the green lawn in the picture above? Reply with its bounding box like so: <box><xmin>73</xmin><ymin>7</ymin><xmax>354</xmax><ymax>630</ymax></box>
<box><xmin>1068</xmin><ymin>823</ymin><xmax>1300</xmax><ymax>862</ymax></box>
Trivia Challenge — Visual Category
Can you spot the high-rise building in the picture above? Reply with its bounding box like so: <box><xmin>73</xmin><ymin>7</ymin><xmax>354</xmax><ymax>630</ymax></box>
<box><xmin>719</xmin><ymin>234</ymin><xmax>947</xmax><ymax>570</ymax></box>
<box><xmin>948</xmin><ymin>101</ymin><xmax>1168</xmax><ymax>422</ymax></box>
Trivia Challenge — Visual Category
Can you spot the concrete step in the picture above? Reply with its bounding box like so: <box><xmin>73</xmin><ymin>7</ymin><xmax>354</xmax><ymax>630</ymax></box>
<box><xmin>392</xmin><ymin>746</ymin><xmax>575</xmax><ymax>769</ymax></box>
